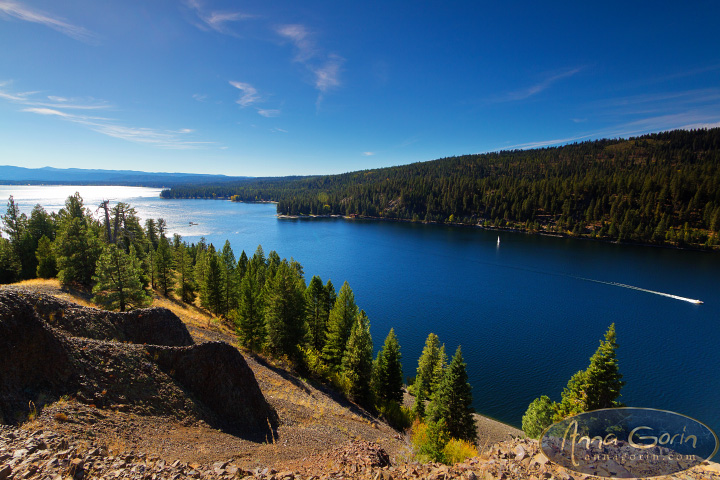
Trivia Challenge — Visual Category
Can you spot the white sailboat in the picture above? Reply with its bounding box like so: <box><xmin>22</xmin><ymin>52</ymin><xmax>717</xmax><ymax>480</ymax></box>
<box><xmin>497</xmin><ymin>236</ymin><xmax>500</xmax><ymax>246</ymax></box>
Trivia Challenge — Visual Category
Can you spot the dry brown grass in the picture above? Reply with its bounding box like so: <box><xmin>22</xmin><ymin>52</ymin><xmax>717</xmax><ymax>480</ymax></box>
<box><xmin>150</xmin><ymin>294</ymin><xmax>235</xmax><ymax>337</ymax></box>
<box><xmin>6</xmin><ymin>278</ymin><xmax>237</xmax><ymax>337</ymax></box>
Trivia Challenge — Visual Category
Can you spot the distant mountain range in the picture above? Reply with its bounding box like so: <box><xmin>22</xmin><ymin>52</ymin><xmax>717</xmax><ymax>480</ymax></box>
<box><xmin>0</xmin><ymin>166</ymin><xmax>249</xmax><ymax>187</ymax></box>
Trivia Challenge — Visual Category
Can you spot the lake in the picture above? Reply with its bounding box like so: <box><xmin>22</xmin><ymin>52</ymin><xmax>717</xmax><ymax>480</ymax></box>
<box><xmin>3</xmin><ymin>185</ymin><xmax>719</xmax><ymax>441</ymax></box>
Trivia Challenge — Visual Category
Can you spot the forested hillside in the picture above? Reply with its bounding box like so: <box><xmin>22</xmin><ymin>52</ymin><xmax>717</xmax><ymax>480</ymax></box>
<box><xmin>162</xmin><ymin>129</ymin><xmax>720</xmax><ymax>249</ymax></box>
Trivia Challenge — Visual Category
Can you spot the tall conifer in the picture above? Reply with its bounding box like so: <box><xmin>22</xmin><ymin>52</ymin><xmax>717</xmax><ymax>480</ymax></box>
<box><xmin>322</xmin><ymin>281</ymin><xmax>358</xmax><ymax>367</ymax></box>
<box><xmin>427</xmin><ymin>346</ymin><xmax>477</xmax><ymax>442</ymax></box>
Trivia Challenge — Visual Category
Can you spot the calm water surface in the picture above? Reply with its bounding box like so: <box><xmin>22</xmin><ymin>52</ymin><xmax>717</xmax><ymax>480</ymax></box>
<box><xmin>4</xmin><ymin>185</ymin><xmax>719</xmax><ymax>440</ymax></box>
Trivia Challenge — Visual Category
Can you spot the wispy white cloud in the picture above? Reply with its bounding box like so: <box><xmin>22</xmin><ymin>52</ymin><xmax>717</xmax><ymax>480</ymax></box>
<box><xmin>2</xmin><ymin>84</ymin><xmax>212</xmax><ymax>150</ymax></box>
<box><xmin>0</xmin><ymin>82</ymin><xmax>109</xmax><ymax>110</ymax></box>
<box><xmin>362</xmin><ymin>152</ymin><xmax>375</xmax><ymax>156</ymax></box>
<box><xmin>277</xmin><ymin>24</ymin><xmax>316</xmax><ymax>62</ymax></box>
<box><xmin>229</xmin><ymin>81</ymin><xmax>260</xmax><ymax>107</ymax></box>
<box><xmin>503</xmin><ymin>111</ymin><xmax>720</xmax><ymax>152</ymax></box>
<box><xmin>0</xmin><ymin>1</ymin><xmax>97</xmax><ymax>43</ymax></box>
<box><xmin>185</xmin><ymin>0</ymin><xmax>255</xmax><ymax>35</ymax></box>
<box><xmin>313</xmin><ymin>55</ymin><xmax>343</xmax><ymax>92</ymax></box>
<box><xmin>498</xmin><ymin>68</ymin><xmax>582</xmax><ymax>102</ymax></box>
<box><xmin>192</xmin><ymin>93</ymin><xmax>207</xmax><ymax>102</ymax></box>
<box><xmin>270</xmin><ymin>127</ymin><xmax>288</xmax><ymax>133</ymax></box>
<box><xmin>257</xmin><ymin>108</ymin><xmax>280</xmax><ymax>118</ymax></box>
<box><xmin>229</xmin><ymin>81</ymin><xmax>282</xmax><ymax>117</ymax></box>
<box><xmin>276</xmin><ymin>23</ymin><xmax>344</xmax><ymax>100</ymax></box>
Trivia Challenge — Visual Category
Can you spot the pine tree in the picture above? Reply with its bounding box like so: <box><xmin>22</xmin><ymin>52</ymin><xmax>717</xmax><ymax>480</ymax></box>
<box><xmin>35</xmin><ymin>235</ymin><xmax>57</xmax><ymax>278</ymax></box>
<box><xmin>413</xmin><ymin>333</ymin><xmax>446</xmax><ymax>415</ymax></box>
<box><xmin>2</xmin><ymin>196</ymin><xmax>35</xmax><ymax>279</ymax></box>
<box><xmin>237</xmin><ymin>250</ymin><xmax>248</xmax><ymax>281</ymax></box>
<box><xmin>236</xmin><ymin>271</ymin><xmax>265</xmax><ymax>351</ymax></box>
<box><xmin>2</xmin><ymin>196</ymin><xmax>26</xmax><ymax>246</ymax></box>
<box><xmin>325</xmin><ymin>279</ymin><xmax>336</xmax><ymax>311</ymax></box>
<box><xmin>249</xmin><ymin>245</ymin><xmax>267</xmax><ymax>287</ymax></box>
<box><xmin>582</xmin><ymin>323</ymin><xmax>625</xmax><ymax>410</ymax></box>
<box><xmin>341</xmin><ymin>310</ymin><xmax>374</xmax><ymax>407</ymax></box>
<box><xmin>154</xmin><ymin>237</ymin><xmax>175</xmax><ymax>296</ymax></box>
<box><xmin>144</xmin><ymin>219</ymin><xmax>159</xmax><ymax>250</ymax></box>
<box><xmin>92</xmin><ymin>245</ymin><xmax>151</xmax><ymax>312</ymax></box>
<box><xmin>264</xmin><ymin>260</ymin><xmax>306</xmax><ymax>358</ymax></box>
<box><xmin>525</xmin><ymin>324</ymin><xmax>625</xmax><ymax>434</ymax></box>
<box><xmin>174</xmin><ymin>243</ymin><xmax>196</xmax><ymax>303</ymax></box>
<box><xmin>372</xmin><ymin>328</ymin><xmax>404</xmax><ymax>404</ymax></box>
<box><xmin>194</xmin><ymin>247</ymin><xmax>208</xmax><ymax>304</ymax></box>
<box><xmin>427</xmin><ymin>346</ymin><xmax>477</xmax><ymax>442</ymax></box>
<box><xmin>305</xmin><ymin>275</ymin><xmax>328</xmax><ymax>350</ymax></box>
<box><xmin>522</xmin><ymin>395</ymin><xmax>556</xmax><ymax>439</ymax></box>
<box><xmin>220</xmin><ymin>240</ymin><xmax>238</xmax><ymax>315</ymax></box>
<box><xmin>204</xmin><ymin>250</ymin><xmax>224</xmax><ymax>316</ymax></box>
<box><xmin>0</xmin><ymin>237</ymin><xmax>21</xmax><ymax>284</ymax></box>
<box><xmin>322</xmin><ymin>281</ymin><xmax>358</xmax><ymax>367</ymax></box>
<box><xmin>55</xmin><ymin>202</ymin><xmax>102</xmax><ymax>287</ymax></box>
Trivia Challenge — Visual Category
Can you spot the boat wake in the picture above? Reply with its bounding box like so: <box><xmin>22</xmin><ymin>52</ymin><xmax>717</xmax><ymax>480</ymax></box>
<box><xmin>577</xmin><ymin>277</ymin><xmax>704</xmax><ymax>304</ymax></box>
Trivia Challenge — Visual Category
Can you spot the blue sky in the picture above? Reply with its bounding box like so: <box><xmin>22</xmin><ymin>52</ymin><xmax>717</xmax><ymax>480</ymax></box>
<box><xmin>1</xmin><ymin>1</ymin><xmax>719</xmax><ymax>177</ymax></box>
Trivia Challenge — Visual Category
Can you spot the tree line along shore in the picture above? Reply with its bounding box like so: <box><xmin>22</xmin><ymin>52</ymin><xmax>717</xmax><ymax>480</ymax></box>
<box><xmin>162</xmin><ymin>128</ymin><xmax>720</xmax><ymax>250</ymax></box>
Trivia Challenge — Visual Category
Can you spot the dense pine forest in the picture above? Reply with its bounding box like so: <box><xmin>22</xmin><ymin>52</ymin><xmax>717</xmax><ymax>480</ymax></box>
<box><xmin>162</xmin><ymin>129</ymin><xmax>720</xmax><ymax>249</ymax></box>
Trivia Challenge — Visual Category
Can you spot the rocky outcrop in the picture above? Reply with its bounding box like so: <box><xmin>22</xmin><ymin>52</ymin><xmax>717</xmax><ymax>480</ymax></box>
<box><xmin>18</xmin><ymin>291</ymin><xmax>194</xmax><ymax>346</ymax></box>
<box><xmin>147</xmin><ymin>342</ymin><xmax>279</xmax><ymax>437</ymax></box>
<box><xmin>0</xmin><ymin>292</ymin><xmax>73</xmax><ymax>425</ymax></box>
<box><xmin>0</xmin><ymin>291</ymin><xmax>275</xmax><ymax>439</ymax></box>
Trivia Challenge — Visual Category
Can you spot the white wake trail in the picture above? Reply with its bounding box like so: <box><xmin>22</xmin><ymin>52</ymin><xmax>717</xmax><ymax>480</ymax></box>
<box><xmin>579</xmin><ymin>278</ymin><xmax>703</xmax><ymax>304</ymax></box>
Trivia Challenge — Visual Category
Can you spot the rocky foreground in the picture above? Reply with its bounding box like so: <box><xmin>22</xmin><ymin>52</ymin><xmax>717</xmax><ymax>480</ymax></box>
<box><xmin>3</xmin><ymin>423</ymin><xmax>720</xmax><ymax>480</ymax></box>
<box><xmin>2</xmin><ymin>285</ymin><xmax>719</xmax><ymax>480</ymax></box>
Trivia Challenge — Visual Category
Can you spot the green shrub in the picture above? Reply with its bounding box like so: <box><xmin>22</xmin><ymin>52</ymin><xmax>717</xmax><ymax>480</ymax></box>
<box><xmin>443</xmin><ymin>438</ymin><xmax>478</xmax><ymax>464</ymax></box>
<box><xmin>411</xmin><ymin>419</ymin><xmax>450</xmax><ymax>463</ymax></box>
<box><xmin>522</xmin><ymin>395</ymin><xmax>557</xmax><ymax>439</ymax></box>
<box><xmin>378</xmin><ymin>400</ymin><xmax>414</xmax><ymax>431</ymax></box>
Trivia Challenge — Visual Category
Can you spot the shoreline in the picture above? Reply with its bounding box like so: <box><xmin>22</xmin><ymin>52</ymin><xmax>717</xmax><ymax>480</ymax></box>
<box><xmin>276</xmin><ymin>212</ymin><xmax>718</xmax><ymax>253</ymax></box>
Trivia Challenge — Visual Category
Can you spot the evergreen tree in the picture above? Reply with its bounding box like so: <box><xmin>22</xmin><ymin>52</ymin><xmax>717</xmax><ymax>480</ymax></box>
<box><xmin>54</xmin><ymin>204</ymin><xmax>102</xmax><ymax>287</ymax></box>
<box><xmin>2</xmin><ymin>196</ymin><xmax>26</xmax><ymax>246</ymax></box>
<box><xmin>1</xmin><ymin>196</ymin><xmax>37</xmax><ymax>279</ymax></box>
<box><xmin>174</xmin><ymin>243</ymin><xmax>196</xmax><ymax>303</ymax></box>
<box><xmin>322</xmin><ymin>281</ymin><xmax>358</xmax><ymax>367</ymax></box>
<box><xmin>521</xmin><ymin>395</ymin><xmax>556</xmax><ymax>439</ymax></box>
<box><xmin>582</xmin><ymin>323</ymin><xmax>625</xmax><ymax>410</ymax></box>
<box><xmin>341</xmin><ymin>310</ymin><xmax>374</xmax><ymax>407</ymax></box>
<box><xmin>556</xmin><ymin>370</ymin><xmax>589</xmax><ymax>419</ymax></box>
<box><xmin>154</xmin><ymin>237</ymin><xmax>175</xmax><ymax>296</ymax></box>
<box><xmin>0</xmin><ymin>237</ymin><xmax>21</xmax><ymax>284</ymax></box>
<box><xmin>525</xmin><ymin>324</ymin><xmax>625</xmax><ymax>434</ymax></box>
<box><xmin>35</xmin><ymin>235</ymin><xmax>57</xmax><ymax>278</ymax></box>
<box><xmin>204</xmin><ymin>249</ymin><xmax>224</xmax><ymax>316</ymax></box>
<box><xmin>92</xmin><ymin>245</ymin><xmax>151</xmax><ymax>312</ymax></box>
<box><xmin>305</xmin><ymin>275</ymin><xmax>328</xmax><ymax>350</ymax></box>
<box><xmin>372</xmin><ymin>328</ymin><xmax>404</xmax><ymax>404</ymax></box>
<box><xmin>325</xmin><ymin>279</ymin><xmax>336</xmax><ymax>311</ymax></box>
<box><xmin>413</xmin><ymin>333</ymin><xmax>446</xmax><ymax>414</ymax></box>
<box><xmin>220</xmin><ymin>240</ymin><xmax>238</xmax><ymax>315</ymax></box>
<box><xmin>264</xmin><ymin>260</ymin><xmax>306</xmax><ymax>358</ymax></box>
<box><xmin>237</xmin><ymin>250</ymin><xmax>248</xmax><ymax>281</ymax></box>
<box><xmin>145</xmin><ymin>219</ymin><xmax>159</xmax><ymax>250</ymax></box>
<box><xmin>236</xmin><ymin>271</ymin><xmax>265</xmax><ymax>351</ymax></box>
<box><xmin>427</xmin><ymin>346</ymin><xmax>477</xmax><ymax>442</ymax></box>
<box><xmin>249</xmin><ymin>245</ymin><xmax>267</xmax><ymax>287</ymax></box>
<box><xmin>194</xmin><ymin>246</ymin><xmax>208</xmax><ymax>304</ymax></box>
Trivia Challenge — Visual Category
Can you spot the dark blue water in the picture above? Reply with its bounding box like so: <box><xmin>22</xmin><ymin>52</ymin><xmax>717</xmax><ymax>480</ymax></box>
<box><xmin>5</xmin><ymin>186</ymin><xmax>720</xmax><ymax>442</ymax></box>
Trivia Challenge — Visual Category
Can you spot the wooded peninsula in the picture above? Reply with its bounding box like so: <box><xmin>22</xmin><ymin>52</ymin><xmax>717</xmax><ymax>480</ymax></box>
<box><xmin>162</xmin><ymin>128</ymin><xmax>720</xmax><ymax>249</ymax></box>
